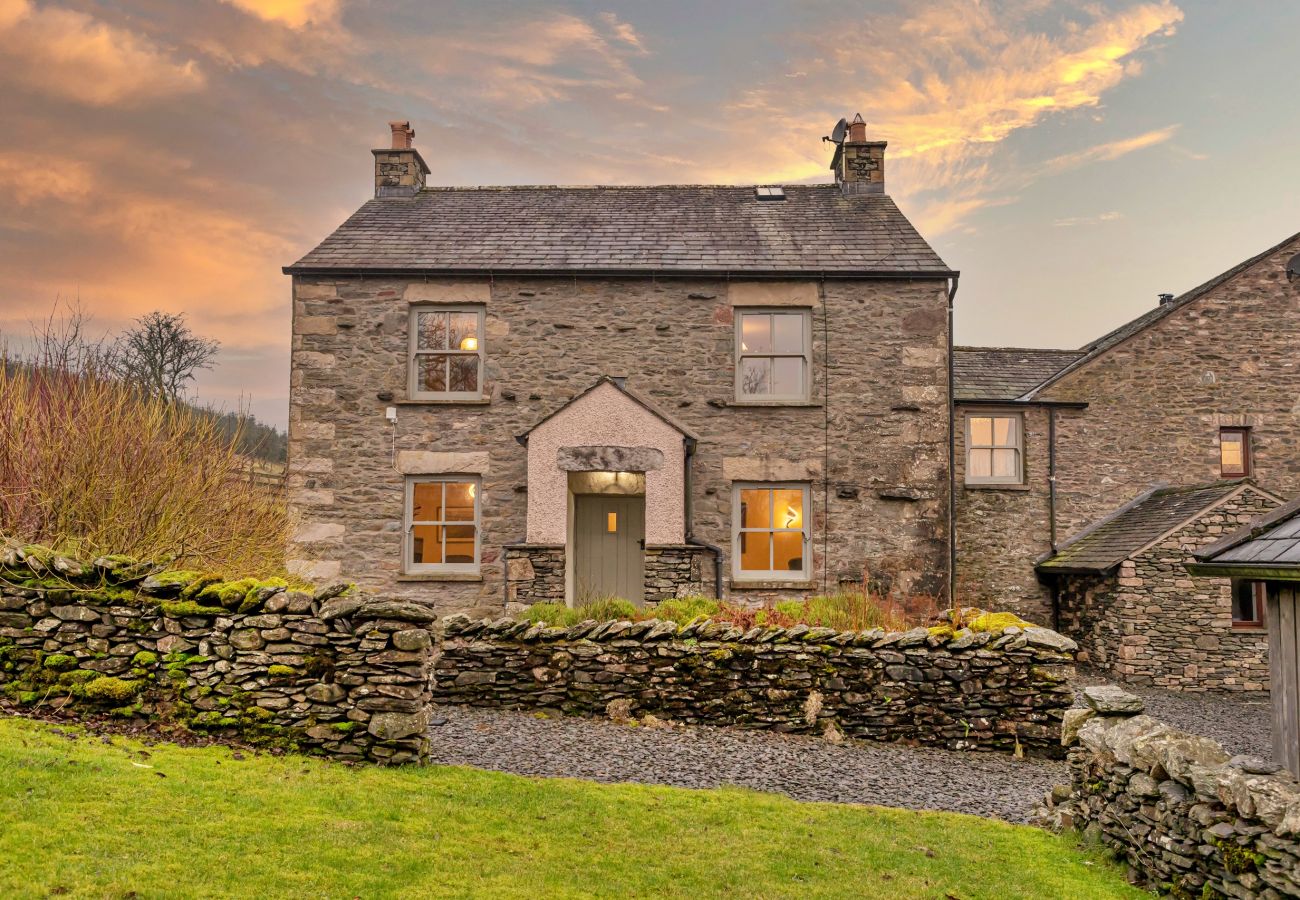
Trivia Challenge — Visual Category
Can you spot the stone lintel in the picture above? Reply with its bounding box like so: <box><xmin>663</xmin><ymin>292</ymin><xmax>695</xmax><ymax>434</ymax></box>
<box><xmin>728</xmin><ymin>281</ymin><xmax>818</xmax><ymax>308</ymax></box>
<box><xmin>395</xmin><ymin>450</ymin><xmax>490</xmax><ymax>475</ymax></box>
<box><xmin>722</xmin><ymin>456</ymin><xmax>823</xmax><ymax>482</ymax></box>
<box><xmin>557</xmin><ymin>445</ymin><xmax>664</xmax><ymax>472</ymax></box>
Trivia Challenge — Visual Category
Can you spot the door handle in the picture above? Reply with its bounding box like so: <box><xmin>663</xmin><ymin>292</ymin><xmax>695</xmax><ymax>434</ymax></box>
<box><xmin>638</xmin><ymin>539</ymin><xmax>646</xmax><ymax>549</ymax></box>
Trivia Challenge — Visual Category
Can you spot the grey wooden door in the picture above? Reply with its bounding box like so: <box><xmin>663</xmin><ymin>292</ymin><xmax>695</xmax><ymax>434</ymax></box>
<box><xmin>573</xmin><ymin>495</ymin><xmax>645</xmax><ymax>605</ymax></box>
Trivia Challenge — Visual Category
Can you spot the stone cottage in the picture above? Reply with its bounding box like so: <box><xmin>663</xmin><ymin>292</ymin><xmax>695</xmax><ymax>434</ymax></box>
<box><xmin>1037</xmin><ymin>480</ymin><xmax>1281</xmax><ymax>691</ymax></box>
<box><xmin>284</xmin><ymin>118</ymin><xmax>956</xmax><ymax>616</ymax></box>
<box><xmin>954</xmin><ymin>230</ymin><xmax>1300</xmax><ymax>628</ymax></box>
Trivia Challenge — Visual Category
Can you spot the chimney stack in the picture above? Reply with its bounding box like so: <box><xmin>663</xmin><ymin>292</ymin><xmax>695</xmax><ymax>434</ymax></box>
<box><xmin>1158</xmin><ymin>293</ymin><xmax>1175</xmax><ymax>306</ymax></box>
<box><xmin>831</xmin><ymin>113</ymin><xmax>886</xmax><ymax>196</ymax></box>
<box><xmin>372</xmin><ymin>120</ymin><xmax>429</xmax><ymax>197</ymax></box>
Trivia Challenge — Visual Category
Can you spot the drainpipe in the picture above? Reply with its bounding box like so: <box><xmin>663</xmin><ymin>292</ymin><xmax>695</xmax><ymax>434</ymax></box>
<box><xmin>682</xmin><ymin>436</ymin><xmax>723</xmax><ymax>599</ymax></box>
<box><xmin>1048</xmin><ymin>406</ymin><xmax>1061</xmax><ymax>631</ymax></box>
<box><xmin>946</xmin><ymin>274</ymin><xmax>960</xmax><ymax>605</ymax></box>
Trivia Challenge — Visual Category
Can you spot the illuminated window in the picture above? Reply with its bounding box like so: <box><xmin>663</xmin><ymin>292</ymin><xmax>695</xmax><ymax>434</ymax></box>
<box><xmin>965</xmin><ymin>414</ymin><xmax>1023</xmax><ymax>486</ymax></box>
<box><xmin>733</xmin><ymin>483</ymin><xmax>810</xmax><ymax>580</ymax></box>
<box><xmin>405</xmin><ymin>476</ymin><xmax>479</xmax><ymax>573</ymax></box>
<box><xmin>1220</xmin><ymin>428</ymin><xmax>1251</xmax><ymax>477</ymax></box>
<box><xmin>409</xmin><ymin>306</ymin><xmax>485</xmax><ymax>400</ymax></box>
<box><xmin>735</xmin><ymin>310</ymin><xmax>810</xmax><ymax>402</ymax></box>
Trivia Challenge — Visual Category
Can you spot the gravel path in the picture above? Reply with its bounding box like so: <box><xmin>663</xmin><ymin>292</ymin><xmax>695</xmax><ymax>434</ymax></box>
<box><xmin>1075</xmin><ymin>673</ymin><xmax>1273</xmax><ymax>759</ymax></box>
<box><xmin>427</xmin><ymin>705</ymin><xmax>1066</xmax><ymax>823</ymax></box>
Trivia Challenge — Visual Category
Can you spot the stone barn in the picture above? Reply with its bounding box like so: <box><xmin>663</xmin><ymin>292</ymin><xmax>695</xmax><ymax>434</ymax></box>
<box><xmin>1037</xmin><ymin>480</ymin><xmax>1281</xmax><ymax>691</ymax></box>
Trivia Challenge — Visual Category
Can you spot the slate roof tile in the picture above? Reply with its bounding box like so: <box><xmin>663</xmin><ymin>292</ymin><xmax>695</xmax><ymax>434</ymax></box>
<box><xmin>1038</xmin><ymin>481</ymin><xmax>1255</xmax><ymax>574</ymax></box>
<box><xmin>286</xmin><ymin>185</ymin><xmax>951</xmax><ymax>275</ymax></box>
<box><xmin>953</xmin><ymin>347</ymin><xmax>1084</xmax><ymax>401</ymax></box>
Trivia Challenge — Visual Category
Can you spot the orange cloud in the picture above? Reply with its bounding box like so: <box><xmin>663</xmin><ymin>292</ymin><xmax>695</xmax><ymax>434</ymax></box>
<box><xmin>221</xmin><ymin>0</ymin><xmax>341</xmax><ymax>28</ymax></box>
<box><xmin>1039</xmin><ymin>125</ymin><xmax>1179</xmax><ymax>175</ymax></box>
<box><xmin>0</xmin><ymin>0</ymin><xmax>204</xmax><ymax>105</ymax></box>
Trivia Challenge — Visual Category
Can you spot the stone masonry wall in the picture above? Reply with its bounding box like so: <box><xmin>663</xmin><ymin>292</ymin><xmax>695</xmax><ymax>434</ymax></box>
<box><xmin>1056</xmin><ymin>699</ymin><xmax>1300</xmax><ymax>898</ymax></box>
<box><xmin>288</xmin><ymin>275</ymin><xmax>952</xmax><ymax>616</ymax></box>
<box><xmin>953</xmin><ymin>403</ymin><xmax>1055</xmax><ymax>623</ymax></box>
<box><xmin>1057</xmin><ymin>488</ymin><xmax>1278</xmax><ymax>691</ymax></box>
<box><xmin>503</xmin><ymin>544</ymin><xmax>565</xmax><ymax>605</ymax></box>
<box><xmin>642</xmin><ymin>544</ymin><xmax>712</xmax><ymax>603</ymax></box>
<box><xmin>431</xmin><ymin>614</ymin><xmax>1078</xmax><ymax>758</ymax></box>
<box><xmin>0</xmin><ymin>554</ymin><xmax>437</xmax><ymax>764</ymax></box>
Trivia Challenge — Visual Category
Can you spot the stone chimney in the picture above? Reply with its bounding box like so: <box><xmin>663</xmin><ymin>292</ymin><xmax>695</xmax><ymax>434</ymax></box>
<box><xmin>372</xmin><ymin>120</ymin><xmax>430</xmax><ymax>198</ymax></box>
<box><xmin>831</xmin><ymin>113</ymin><xmax>886</xmax><ymax>196</ymax></box>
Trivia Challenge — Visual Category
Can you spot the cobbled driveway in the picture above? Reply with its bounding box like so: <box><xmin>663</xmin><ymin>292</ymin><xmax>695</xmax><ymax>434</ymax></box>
<box><xmin>427</xmin><ymin>679</ymin><xmax>1273</xmax><ymax>824</ymax></box>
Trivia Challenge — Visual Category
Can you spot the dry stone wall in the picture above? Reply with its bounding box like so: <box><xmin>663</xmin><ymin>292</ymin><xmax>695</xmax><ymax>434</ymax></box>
<box><xmin>432</xmin><ymin>614</ymin><xmax>1079</xmax><ymax>757</ymax></box>
<box><xmin>1049</xmin><ymin>690</ymin><xmax>1300</xmax><ymax>898</ymax></box>
<box><xmin>0</xmin><ymin>552</ymin><xmax>436</xmax><ymax>764</ymax></box>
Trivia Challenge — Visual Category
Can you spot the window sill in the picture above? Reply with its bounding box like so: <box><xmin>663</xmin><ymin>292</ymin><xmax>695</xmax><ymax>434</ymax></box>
<box><xmin>1231</xmin><ymin>623</ymin><xmax>1266</xmax><ymax>633</ymax></box>
<box><xmin>731</xmin><ymin>579</ymin><xmax>815</xmax><ymax>591</ymax></box>
<box><xmin>397</xmin><ymin>573</ymin><xmax>483</xmax><ymax>582</ymax></box>
<box><xmin>964</xmin><ymin>482</ymin><xmax>1031</xmax><ymax>492</ymax></box>
<box><xmin>728</xmin><ymin>400</ymin><xmax>823</xmax><ymax>409</ymax></box>
<box><xmin>396</xmin><ymin>398</ymin><xmax>490</xmax><ymax>407</ymax></box>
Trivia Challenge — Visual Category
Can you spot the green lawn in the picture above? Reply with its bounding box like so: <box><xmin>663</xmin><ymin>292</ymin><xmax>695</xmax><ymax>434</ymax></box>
<box><xmin>0</xmin><ymin>717</ymin><xmax>1143</xmax><ymax>899</ymax></box>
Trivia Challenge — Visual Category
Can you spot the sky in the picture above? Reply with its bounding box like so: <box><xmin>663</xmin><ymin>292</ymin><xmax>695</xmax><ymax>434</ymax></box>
<box><xmin>0</xmin><ymin>0</ymin><xmax>1297</xmax><ymax>429</ymax></box>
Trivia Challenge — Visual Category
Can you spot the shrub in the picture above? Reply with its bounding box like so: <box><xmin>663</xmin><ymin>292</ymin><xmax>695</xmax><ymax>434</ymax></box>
<box><xmin>649</xmin><ymin>596</ymin><xmax>719</xmax><ymax>624</ymax></box>
<box><xmin>577</xmin><ymin>597</ymin><xmax>638</xmax><ymax>623</ymax></box>
<box><xmin>0</xmin><ymin>352</ymin><xmax>289</xmax><ymax>577</ymax></box>
<box><xmin>519</xmin><ymin>603</ymin><xmax>579</xmax><ymax>627</ymax></box>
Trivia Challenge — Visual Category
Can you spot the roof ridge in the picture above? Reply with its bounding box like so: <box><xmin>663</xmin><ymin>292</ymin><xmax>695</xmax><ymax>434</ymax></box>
<box><xmin>412</xmin><ymin>183</ymin><xmax>844</xmax><ymax>192</ymax></box>
<box><xmin>953</xmin><ymin>346</ymin><xmax>1081</xmax><ymax>354</ymax></box>
<box><xmin>1151</xmin><ymin>478</ymin><xmax>1252</xmax><ymax>496</ymax></box>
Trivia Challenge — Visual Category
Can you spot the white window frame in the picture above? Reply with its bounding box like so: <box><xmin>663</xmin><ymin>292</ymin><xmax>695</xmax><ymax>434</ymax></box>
<box><xmin>734</xmin><ymin>308</ymin><xmax>812</xmax><ymax>403</ymax></box>
<box><xmin>408</xmin><ymin>305</ymin><xmax>485</xmax><ymax>401</ymax></box>
<box><xmin>964</xmin><ymin>412</ymin><xmax>1024</xmax><ymax>486</ymax></box>
<box><xmin>731</xmin><ymin>482</ymin><xmax>811</xmax><ymax>582</ymax></box>
<box><xmin>404</xmin><ymin>475</ymin><xmax>481</xmax><ymax>574</ymax></box>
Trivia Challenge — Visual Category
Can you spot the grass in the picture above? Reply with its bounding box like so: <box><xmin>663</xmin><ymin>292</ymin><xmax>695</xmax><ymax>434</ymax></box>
<box><xmin>520</xmin><ymin>591</ymin><xmax>920</xmax><ymax>632</ymax></box>
<box><xmin>0</xmin><ymin>717</ymin><xmax>1143</xmax><ymax>899</ymax></box>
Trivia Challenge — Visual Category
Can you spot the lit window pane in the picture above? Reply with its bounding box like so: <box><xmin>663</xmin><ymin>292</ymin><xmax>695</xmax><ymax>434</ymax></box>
<box><xmin>772</xmin><ymin>313</ymin><xmax>803</xmax><ymax>353</ymax></box>
<box><xmin>417</xmin><ymin>355</ymin><xmax>448</xmax><ymax>392</ymax></box>
<box><xmin>992</xmin><ymin>449</ymin><xmax>1019</xmax><ymax>478</ymax></box>
<box><xmin>740</xmin><ymin>489</ymin><xmax>771</xmax><ymax>529</ymax></box>
<box><xmin>969</xmin><ymin>417</ymin><xmax>992</xmax><ymax>446</ymax></box>
<box><xmin>740</xmin><ymin>314</ymin><xmax>772</xmax><ymax>353</ymax></box>
<box><xmin>444</xmin><ymin>482</ymin><xmax>475</xmax><ymax>521</ymax></box>
<box><xmin>773</xmin><ymin>489</ymin><xmax>803</xmax><ymax>529</ymax></box>
<box><xmin>412</xmin><ymin>524</ymin><xmax>443</xmax><ymax>564</ymax></box>
<box><xmin>773</xmin><ymin>531</ymin><xmax>804</xmax><ymax>572</ymax></box>
<box><xmin>993</xmin><ymin>416</ymin><xmax>1017</xmax><ymax>447</ymax></box>
<box><xmin>740</xmin><ymin>358</ymin><xmax>771</xmax><ymax>395</ymax></box>
<box><xmin>969</xmin><ymin>449</ymin><xmax>992</xmax><ymax>478</ymax></box>
<box><xmin>448</xmin><ymin>312</ymin><xmax>479</xmax><ymax>351</ymax></box>
<box><xmin>416</xmin><ymin>312</ymin><xmax>447</xmax><ymax>350</ymax></box>
<box><xmin>444</xmin><ymin>525</ymin><xmax>475</xmax><ymax>563</ymax></box>
<box><xmin>772</xmin><ymin>357</ymin><xmax>803</xmax><ymax>396</ymax></box>
<box><xmin>739</xmin><ymin>531</ymin><xmax>771</xmax><ymax>571</ymax></box>
<box><xmin>448</xmin><ymin>356</ymin><xmax>479</xmax><ymax>392</ymax></box>
<box><xmin>1221</xmin><ymin>433</ymin><xmax>1244</xmax><ymax>473</ymax></box>
<box><xmin>412</xmin><ymin>483</ymin><xmax>443</xmax><ymax>522</ymax></box>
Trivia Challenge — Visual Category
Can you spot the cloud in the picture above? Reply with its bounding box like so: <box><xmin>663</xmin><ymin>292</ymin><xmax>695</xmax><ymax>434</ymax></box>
<box><xmin>696</xmin><ymin>0</ymin><xmax>1184</xmax><ymax>233</ymax></box>
<box><xmin>1039</xmin><ymin>125</ymin><xmax>1179</xmax><ymax>175</ymax></box>
<box><xmin>221</xmin><ymin>0</ymin><xmax>341</xmax><ymax>28</ymax></box>
<box><xmin>0</xmin><ymin>0</ymin><xmax>204</xmax><ymax>105</ymax></box>
<box><xmin>1053</xmin><ymin>211</ymin><xmax>1125</xmax><ymax>227</ymax></box>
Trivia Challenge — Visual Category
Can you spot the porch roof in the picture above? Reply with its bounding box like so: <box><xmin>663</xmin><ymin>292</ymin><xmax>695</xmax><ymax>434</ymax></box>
<box><xmin>1188</xmin><ymin>495</ymin><xmax>1300</xmax><ymax>581</ymax></box>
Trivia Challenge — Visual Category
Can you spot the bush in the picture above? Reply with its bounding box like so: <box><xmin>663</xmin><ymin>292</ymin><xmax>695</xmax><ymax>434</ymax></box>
<box><xmin>0</xmin><ymin>354</ymin><xmax>289</xmax><ymax>577</ymax></box>
<box><xmin>649</xmin><ymin>596</ymin><xmax>719</xmax><ymax>624</ymax></box>
<box><xmin>519</xmin><ymin>597</ymin><xmax>639</xmax><ymax>627</ymax></box>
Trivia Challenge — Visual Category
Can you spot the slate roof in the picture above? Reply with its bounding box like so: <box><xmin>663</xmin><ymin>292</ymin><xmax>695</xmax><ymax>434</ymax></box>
<box><xmin>1026</xmin><ymin>229</ymin><xmax>1300</xmax><ymax>399</ymax></box>
<box><xmin>953</xmin><ymin>347</ymin><xmax>1084</xmax><ymax>401</ymax></box>
<box><xmin>1193</xmin><ymin>495</ymin><xmax>1300</xmax><ymax>571</ymax></box>
<box><xmin>285</xmin><ymin>185</ymin><xmax>952</xmax><ymax>275</ymax></box>
<box><xmin>1037</xmin><ymin>481</ymin><xmax>1260</xmax><ymax>574</ymax></box>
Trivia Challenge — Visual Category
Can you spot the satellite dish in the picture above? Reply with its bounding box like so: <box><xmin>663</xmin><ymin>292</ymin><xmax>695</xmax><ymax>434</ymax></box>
<box><xmin>829</xmin><ymin>117</ymin><xmax>848</xmax><ymax>144</ymax></box>
<box><xmin>1287</xmin><ymin>252</ymin><xmax>1300</xmax><ymax>283</ymax></box>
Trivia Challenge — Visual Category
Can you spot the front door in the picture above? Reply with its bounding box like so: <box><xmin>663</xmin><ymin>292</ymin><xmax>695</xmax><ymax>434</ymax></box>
<box><xmin>573</xmin><ymin>495</ymin><xmax>645</xmax><ymax>605</ymax></box>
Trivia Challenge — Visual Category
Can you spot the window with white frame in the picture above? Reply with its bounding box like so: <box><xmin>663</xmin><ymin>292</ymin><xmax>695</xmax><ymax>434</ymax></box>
<box><xmin>965</xmin><ymin>414</ymin><xmax>1023</xmax><ymax>485</ymax></box>
<box><xmin>735</xmin><ymin>309</ymin><xmax>810</xmax><ymax>401</ymax></box>
<box><xmin>733</xmin><ymin>483</ymin><xmax>810</xmax><ymax>580</ymax></box>
<box><xmin>409</xmin><ymin>306</ymin><xmax>484</xmax><ymax>400</ymax></box>
<box><xmin>405</xmin><ymin>476</ymin><xmax>480</xmax><ymax>573</ymax></box>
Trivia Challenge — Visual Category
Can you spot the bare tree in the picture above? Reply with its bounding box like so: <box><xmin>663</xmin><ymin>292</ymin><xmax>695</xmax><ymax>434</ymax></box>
<box><xmin>112</xmin><ymin>311</ymin><xmax>219</xmax><ymax>402</ymax></box>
